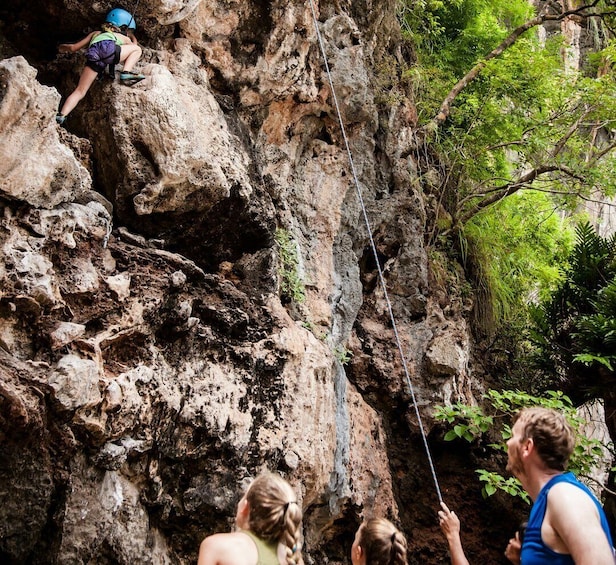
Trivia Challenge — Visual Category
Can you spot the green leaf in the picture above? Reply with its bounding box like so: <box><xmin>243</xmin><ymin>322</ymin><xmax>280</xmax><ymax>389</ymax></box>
<box><xmin>438</xmin><ymin>386</ymin><xmax>611</xmax><ymax>505</ymax></box>
<box><xmin>573</xmin><ymin>353</ymin><xmax>613</xmax><ymax>370</ymax></box>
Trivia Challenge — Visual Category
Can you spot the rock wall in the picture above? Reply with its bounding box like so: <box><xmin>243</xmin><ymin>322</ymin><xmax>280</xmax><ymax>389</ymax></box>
<box><xmin>0</xmin><ymin>1</ymin><xmax>490</xmax><ymax>563</ymax></box>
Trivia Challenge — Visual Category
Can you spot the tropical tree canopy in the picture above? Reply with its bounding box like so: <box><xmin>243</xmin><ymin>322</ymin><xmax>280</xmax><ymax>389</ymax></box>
<box><xmin>398</xmin><ymin>0</ymin><xmax>616</xmax><ymax>336</ymax></box>
<box><xmin>400</xmin><ymin>0</ymin><xmax>616</xmax><ymax>226</ymax></box>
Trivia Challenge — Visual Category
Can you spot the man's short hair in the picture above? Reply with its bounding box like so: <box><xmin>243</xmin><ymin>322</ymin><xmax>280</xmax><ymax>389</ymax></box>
<box><xmin>513</xmin><ymin>407</ymin><xmax>575</xmax><ymax>471</ymax></box>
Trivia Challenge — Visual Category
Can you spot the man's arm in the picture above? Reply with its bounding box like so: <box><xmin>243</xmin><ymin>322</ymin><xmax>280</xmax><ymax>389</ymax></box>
<box><xmin>547</xmin><ymin>483</ymin><xmax>614</xmax><ymax>565</ymax></box>
<box><xmin>438</xmin><ymin>502</ymin><xmax>471</xmax><ymax>565</ymax></box>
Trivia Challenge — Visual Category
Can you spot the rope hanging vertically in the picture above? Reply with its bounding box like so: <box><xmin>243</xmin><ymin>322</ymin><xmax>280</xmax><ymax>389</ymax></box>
<box><xmin>128</xmin><ymin>0</ymin><xmax>140</xmax><ymax>29</ymax></box>
<box><xmin>307</xmin><ymin>0</ymin><xmax>443</xmax><ymax>505</ymax></box>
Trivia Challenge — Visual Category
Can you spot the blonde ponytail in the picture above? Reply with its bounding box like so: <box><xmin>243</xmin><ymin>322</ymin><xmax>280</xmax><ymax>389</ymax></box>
<box><xmin>245</xmin><ymin>472</ymin><xmax>304</xmax><ymax>565</ymax></box>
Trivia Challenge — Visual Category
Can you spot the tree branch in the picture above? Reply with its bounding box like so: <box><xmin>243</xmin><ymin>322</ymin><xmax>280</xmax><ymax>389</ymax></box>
<box><xmin>577</xmin><ymin>474</ymin><xmax>616</xmax><ymax>497</ymax></box>
<box><xmin>590</xmin><ymin>139</ymin><xmax>616</xmax><ymax>164</ymax></box>
<box><xmin>551</xmin><ymin>106</ymin><xmax>595</xmax><ymax>159</ymax></box>
<box><xmin>457</xmin><ymin>165</ymin><xmax>586</xmax><ymax>224</ymax></box>
<box><xmin>522</xmin><ymin>187</ymin><xmax>616</xmax><ymax>207</ymax></box>
<box><xmin>485</xmin><ymin>105</ymin><xmax>580</xmax><ymax>151</ymax></box>
<box><xmin>421</xmin><ymin>0</ymin><xmax>605</xmax><ymax>134</ymax></box>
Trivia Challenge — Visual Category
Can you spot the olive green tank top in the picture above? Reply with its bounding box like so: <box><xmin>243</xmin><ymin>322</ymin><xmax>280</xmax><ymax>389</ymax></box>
<box><xmin>242</xmin><ymin>530</ymin><xmax>280</xmax><ymax>565</ymax></box>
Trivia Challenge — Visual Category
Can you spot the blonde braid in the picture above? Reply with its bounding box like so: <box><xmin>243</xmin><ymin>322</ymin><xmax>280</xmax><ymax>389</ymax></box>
<box><xmin>282</xmin><ymin>502</ymin><xmax>304</xmax><ymax>565</ymax></box>
<box><xmin>245</xmin><ymin>472</ymin><xmax>304</xmax><ymax>564</ymax></box>
<box><xmin>389</xmin><ymin>529</ymin><xmax>407</xmax><ymax>565</ymax></box>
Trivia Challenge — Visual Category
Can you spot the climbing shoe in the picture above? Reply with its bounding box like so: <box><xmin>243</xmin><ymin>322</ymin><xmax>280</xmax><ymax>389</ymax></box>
<box><xmin>55</xmin><ymin>114</ymin><xmax>66</xmax><ymax>125</ymax></box>
<box><xmin>120</xmin><ymin>71</ymin><xmax>145</xmax><ymax>85</ymax></box>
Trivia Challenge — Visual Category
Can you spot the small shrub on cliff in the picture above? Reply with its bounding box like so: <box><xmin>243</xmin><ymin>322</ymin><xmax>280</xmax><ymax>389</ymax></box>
<box><xmin>274</xmin><ymin>228</ymin><xmax>306</xmax><ymax>304</ymax></box>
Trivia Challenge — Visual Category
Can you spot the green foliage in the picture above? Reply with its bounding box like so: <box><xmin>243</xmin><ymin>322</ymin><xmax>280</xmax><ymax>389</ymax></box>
<box><xmin>398</xmin><ymin>0</ymin><xmax>616</xmax><ymax>218</ymax></box>
<box><xmin>483</xmin><ymin>389</ymin><xmax>573</xmax><ymax>417</ymax></box>
<box><xmin>399</xmin><ymin>0</ymin><xmax>534</xmax><ymax>121</ymax></box>
<box><xmin>434</xmin><ymin>403</ymin><xmax>493</xmax><ymax>441</ymax></box>
<box><xmin>453</xmin><ymin>190</ymin><xmax>575</xmax><ymax>333</ymax></box>
<box><xmin>434</xmin><ymin>389</ymin><xmax>613</xmax><ymax>501</ymax></box>
<box><xmin>333</xmin><ymin>344</ymin><xmax>353</xmax><ymax>364</ymax></box>
<box><xmin>274</xmin><ymin>228</ymin><xmax>306</xmax><ymax>304</ymax></box>
<box><xmin>441</xmin><ymin>37</ymin><xmax>564</xmax><ymax>180</ymax></box>
<box><xmin>476</xmin><ymin>469</ymin><xmax>530</xmax><ymax>502</ymax></box>
<box><xmin>530</xmin><ymin>222</ymin><xmax>616</xmax><ymax>394</ymax></box>
<box><xmin>440</xmin><ymin>42</ymin><xmax>616</xmax><ymax>219</ymax></box>
<box><xmin>399</xmin><ymin>0</ymin><xmax>616</xmax><ymax>396</ymax></box>
<box><xmin>399</xmin><ymin>0</ymin><xmax>533</xmax><ymax>72</ymax></box>
<box><xmin>399</xmin><ymin>0</ymin><xmax>616</xmax><ymax>341</ymax></box>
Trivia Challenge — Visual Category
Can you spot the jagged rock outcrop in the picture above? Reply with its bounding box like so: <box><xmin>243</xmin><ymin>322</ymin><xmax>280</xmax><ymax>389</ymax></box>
<box><xmin>0</xmin><ymin>56</ymin><xmax>92</xmax><ymax>208</ymax></box>
<box><xmin>0</xmin><ymin>1</ymin><xmax>488</xmax><ymax>564</ymax></box>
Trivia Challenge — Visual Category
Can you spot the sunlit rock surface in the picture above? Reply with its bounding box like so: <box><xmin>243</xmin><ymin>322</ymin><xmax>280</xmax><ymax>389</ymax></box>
<box><xmin>0</xmin><ymin>1</ymin><xmax>487</xmax><ymax>563</ymax></box>
<box><xmin>0</xmin><ymin>56</ymin><xmax>91</xmax><ymax>208</ymax></box>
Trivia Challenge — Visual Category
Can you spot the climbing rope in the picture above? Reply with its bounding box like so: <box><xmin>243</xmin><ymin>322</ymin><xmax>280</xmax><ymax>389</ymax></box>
<box><xmin>307</xmin><ymin>0</ymin><xmax>443</xmax><ymax>505</ymax></box>
<box><xmin>128</xmin><ymin>0</ymin><xmax>140</xmax><ymax>29</ymax></box>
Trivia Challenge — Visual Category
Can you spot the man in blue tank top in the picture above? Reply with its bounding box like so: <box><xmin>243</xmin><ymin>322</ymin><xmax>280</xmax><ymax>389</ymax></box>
<box><xmin>507</xmin><ymin>407</ymin><xmax>614</xmax><ymax>565</ymax></box>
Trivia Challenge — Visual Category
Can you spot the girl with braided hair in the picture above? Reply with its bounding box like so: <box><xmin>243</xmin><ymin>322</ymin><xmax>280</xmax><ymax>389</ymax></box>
<box><xmin>198</xmin><ymin>472</ymin><xmax>304</xmax><ymax>565</ymax></box>
<box><xmin>351</xmin><ymin>518</ymin><xmax>408</xmax><ymax>565</ymax></box>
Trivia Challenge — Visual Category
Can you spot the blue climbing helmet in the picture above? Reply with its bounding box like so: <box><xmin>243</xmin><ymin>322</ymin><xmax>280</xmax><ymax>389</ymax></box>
<box><xmin>106</xmin><ymin>8</ymin><xmax>136</xmax><ymax>29</ymax></box>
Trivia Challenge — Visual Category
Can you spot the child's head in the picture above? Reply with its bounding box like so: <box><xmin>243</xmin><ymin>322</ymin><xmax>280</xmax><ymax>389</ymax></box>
<box><xmin>238</xmin><ymin>472</ymin><xmax>303</xmax><ymax>565</ymax></box>
<box><xmin>352</xmin><ymin>518</ymin><xmax>408</xmax><ymax>565</ymax></box>
<box><xmin>105</xmin><ymin>7</ymin><xmax>136</xmax><ymax>30</ymax></box>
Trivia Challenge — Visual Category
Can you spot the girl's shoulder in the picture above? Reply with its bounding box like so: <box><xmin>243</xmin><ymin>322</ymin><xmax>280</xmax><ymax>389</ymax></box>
<box><xmin>205</xmin><ymin>531</ymin><xmax>256</xmax><ymax>549</ymax></box>
<box><xmin>201</xmin><ymin>531</ymin><xmax>258</xmax><ymax>563</ymax></box>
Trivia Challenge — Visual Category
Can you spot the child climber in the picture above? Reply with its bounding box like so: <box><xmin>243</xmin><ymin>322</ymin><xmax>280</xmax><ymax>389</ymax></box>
<box><xmin>55</xmin><ymin>7</ymin><xmax>145</xmax><ymax>125</ymax></box>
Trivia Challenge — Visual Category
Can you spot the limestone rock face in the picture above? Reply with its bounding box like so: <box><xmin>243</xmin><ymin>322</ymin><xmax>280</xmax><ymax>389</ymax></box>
<box><xmin>0</xmin><ymin>1</ymin><xmax>482</xmax><ymax>564</ymax></box>
<box><xmin>83</xmin><ymin>55</ymin><xmax>253</xmax><ymax>221</ymax></box>
<box><xmin>0</xmin><ymin>57</ymin><xmax>91</xmax><ymax>208</ymax></box>
<box><xmin>150</xmin><ymin>0</ymin><xmax>204</xmax><ymax>24</ymax></box>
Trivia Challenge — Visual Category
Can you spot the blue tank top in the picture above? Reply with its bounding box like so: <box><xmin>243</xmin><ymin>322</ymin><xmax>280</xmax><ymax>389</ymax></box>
<box><xmin>521</xmin><ymin>472</ymin><xmax>613</xmax><ymax>564</ymax></box>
